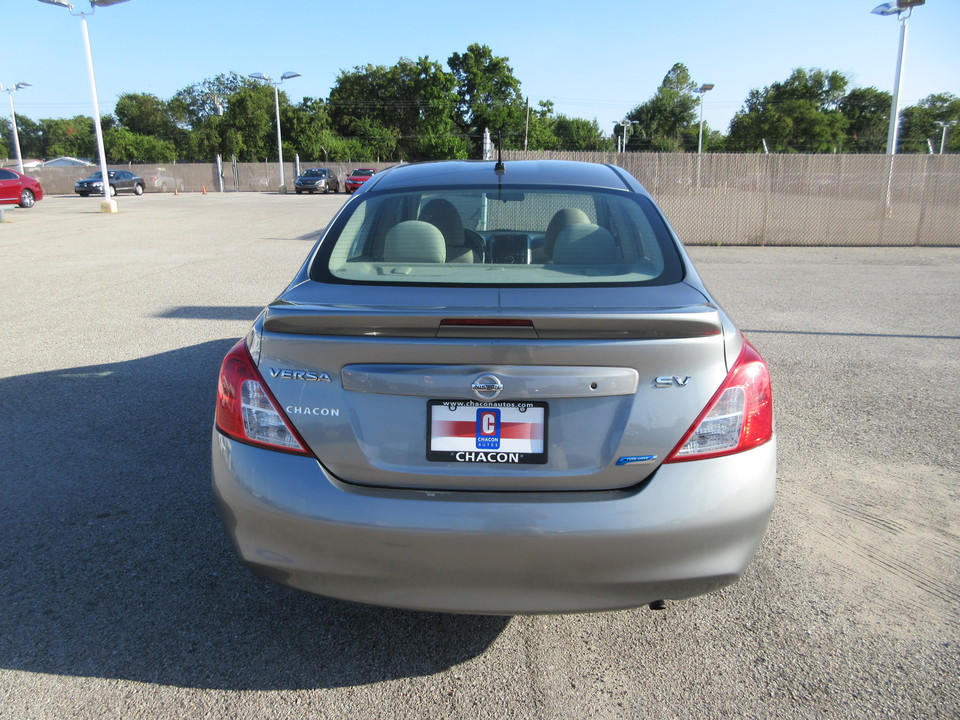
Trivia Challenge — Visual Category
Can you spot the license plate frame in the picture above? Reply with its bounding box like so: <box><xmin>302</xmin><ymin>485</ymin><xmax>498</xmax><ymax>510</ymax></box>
<box><xmin>426</xmin><ymin>400</ymin><xmax>548</xmax><ymax>464</ymax></box>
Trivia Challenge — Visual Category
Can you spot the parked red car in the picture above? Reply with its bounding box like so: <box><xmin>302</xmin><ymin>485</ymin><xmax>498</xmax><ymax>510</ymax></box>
<box><xmin>0</xmin><ymin>167</ymin><xmax>44</xmax><ymax>208</ymax></box>
<box><xmin>344</xmin><ymin>168</ymin><xmax>377</xmax><ymax>194</ymax></box>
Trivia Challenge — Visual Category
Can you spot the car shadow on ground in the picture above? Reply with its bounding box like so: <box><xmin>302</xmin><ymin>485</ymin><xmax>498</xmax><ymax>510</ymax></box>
<box><xmin>0</xmin><ymin>339</ymin><xmax>508</xmax><ymax>690</ymax></box>
<box><xmin>155</xmin><ymin>306</ymin><xmax>266</xmax><ymax>321</ymax></box>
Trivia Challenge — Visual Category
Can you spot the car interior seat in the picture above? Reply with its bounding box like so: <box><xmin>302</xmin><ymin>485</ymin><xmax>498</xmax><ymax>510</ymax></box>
<box><xmin>419</xmin><ymin>198</ymin><xmax>483</xmax><ymax>263</ymax></box>
<box><xmin>382</xmin><ymin>221</ymin><xmax>447</xmax><ymax>263</ymax></box>
<box><xmin>541</xmin><ymin>208</ymin><xmax>592</xmax><ymax>262</ymax></box>
<box><xmin>551</xmin><ymin>224</ymin><xmax>621</xmax><ymax>265</ymax></box>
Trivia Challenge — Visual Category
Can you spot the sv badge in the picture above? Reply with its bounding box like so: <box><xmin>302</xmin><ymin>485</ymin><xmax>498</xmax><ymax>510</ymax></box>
<box><xmin>654</xmin><ymin>375</ymin><xmax>692</xmax><ymax>388</ymax></box>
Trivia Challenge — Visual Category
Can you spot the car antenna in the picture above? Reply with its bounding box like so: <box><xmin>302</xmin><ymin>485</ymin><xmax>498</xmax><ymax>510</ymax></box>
<box><xmin>494</xmin><ymin>131</ymin><xmax>505</xmax><ymax>201</ymax></box>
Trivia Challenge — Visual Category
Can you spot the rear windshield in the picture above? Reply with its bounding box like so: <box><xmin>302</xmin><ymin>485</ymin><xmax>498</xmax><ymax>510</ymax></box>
<box><xmin>311</xmin><ymin>186</ymin><xmax>683</xmax><ymax>286</ymax></box>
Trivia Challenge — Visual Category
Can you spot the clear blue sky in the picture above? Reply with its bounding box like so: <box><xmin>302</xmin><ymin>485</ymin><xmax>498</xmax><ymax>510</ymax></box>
<box><xmin>7</xmin><ymin>0</ymin><xmax>960</xmax><ymax>138</ymax></box>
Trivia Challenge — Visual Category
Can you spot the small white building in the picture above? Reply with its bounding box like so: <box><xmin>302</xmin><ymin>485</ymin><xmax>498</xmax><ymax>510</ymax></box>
<box><xmin>1</xmin><ymin>158</ymin><xmax>43</xmax><ymax>169</ymax></box>
<box><xmin>40</xmin><ymin>156</ymin><xmax>95</xmax><ymax>168</ymax></box>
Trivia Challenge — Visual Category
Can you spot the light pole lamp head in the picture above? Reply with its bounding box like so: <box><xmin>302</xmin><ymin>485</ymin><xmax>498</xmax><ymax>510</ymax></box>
<box><xmin>251</xmin><ymin>72</ymin><xmax>300</xmax><ymax>86</ymax></box>
<box><xmin>696</xmin><ymin>84</ymin><xmax>715</xmax><ymax>93</ymax></box>
<box><xmin>37</xmin><ymin>0</ymin><xmax>130</xmax><ymax>13</ymax></box>
<box><xmin>871</xmin><ymin>1</ymin><xmax>900</xmax><ymax>15</ymax></box>
<box><xmin>872</xmin><ymin>0</ymin><xmax>923</xmax><ymax>16</ymax></box>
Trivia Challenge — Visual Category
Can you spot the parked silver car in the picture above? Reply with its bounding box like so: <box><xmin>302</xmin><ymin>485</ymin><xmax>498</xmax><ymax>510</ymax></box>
<box><xmin>294</xmin><ymin>167</ymin><xmax>339</xmax><ymax>194</ymax></box>
<box><xmin>212</xmin><ymin>160</ymin><xmax>776</xmax><ymax>614</ymax></box>
<box><xmin>144</xmin><ymin>167</ymin><xmax>184</xmax><ymax>193</ymax></box>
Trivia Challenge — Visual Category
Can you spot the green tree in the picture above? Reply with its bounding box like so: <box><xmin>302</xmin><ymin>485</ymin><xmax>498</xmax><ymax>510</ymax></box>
<box><xmin>517</xmin><ymin>100</ymin><xmax>613</xmax><ymax>152</ymax></box>
<box><xmin>284</xmin><ymin>96</ymin><xmax>363</xmax><ymax>162</ymax></box>
<box><xmin>328</xmin><ymin>63</ymin><xmax>408</xmax><ymax>160</ymax></box>
<box><xmin>728</xmin><ymin>68</ymin><xmax>849</xmax><ymax>153</ymax></box>
<box><xmin>838</xmin><ymin>87</ymin><xmax>891</xmax><ymax>152</ymax></box>
<box><xmin>626</xmin><ymin>63</ymin><xmax>701</xmax><ymax>152</ymax></box>
<box><xmin>285</xmin><ymin>96</ymin><xmax>336</xmax><ymax>161</ymax></box>
<box><xmin>447</xmin><ymin>43</ymin><xmax>525</xmax><ymax>154</ymax></box>
<box><xmin>329</xmin><ymin>57</ymin><xmax>466</xmax><ymax>160</ymax></box>
<box><xmin>899</xmin><ymin>93</ymin><xmax>960</xmax><ymax>154</ymax></box>
<box><xmin>168</xmin><ymin>73</ymin><xmax>255</xmax><ymax>160</ymax></box>
<box><xmin>347</xmin><ymin>116</ymin><xmax>400</xmax><ymax>161</ymax></box>
<box><xmin>178</xmin><ymin>114</ymin><xmax>223</xmax><ymax>162</ymax></box>
<box><xmin>396</xmin><ymin>56</ymin><xmax>467</xmax><ymax>159</ymax></box>
<box><xmin>701</xmin><ymin>127</ymin><xmax>726</xmax><ymax>152</ymax></box>
<box><xmin>115</xmin><ymin>93</ymin><xmax>180</xmax><ymax>141</ymax></box>
<box><xmin>524</xmin><ymin>100</ymin><xmax>560</xmax><ymax>151</ymax></box>
<box><xmin>329</xmin><ymin>63</ymin><xmax>397</xmax><ymax>142</ymax></box>
<box><xmin>104</xmin><ymin>127</ymin><xmax>177</xmax><ymax>163</ymax></box>
<box><xmin>554</xmin><ymin>115</ymin><xmax>611</xmax><ymax>151</ymax></box>
<box><xmin>218</xmin><ymin>85</ymin><xmax>275</xmax><ymax>161</ymax></box>
<box><xmin>169</xmin><ymin>72</ymin><xmax>250</xmax><ymax>130</ymax></box>
<box><xmin>40</xmin><ymin>116</ymin><xmax>97</xmax><ymax>159</ymax></box>
<box><xmin>2</xmin><ymin>115</ymin><xmax>44</xmax><ymax>159</ymax></box>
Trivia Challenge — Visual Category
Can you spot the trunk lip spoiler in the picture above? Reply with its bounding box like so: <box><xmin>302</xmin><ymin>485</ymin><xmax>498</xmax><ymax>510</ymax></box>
<box><xmin>262</xmin><ymin>304</ymin><xmax>723</xmax><ymax>340</ymax></box>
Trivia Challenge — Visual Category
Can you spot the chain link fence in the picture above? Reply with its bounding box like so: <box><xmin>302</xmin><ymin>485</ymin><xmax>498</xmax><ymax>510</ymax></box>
<box><xmin>21</xmin><ymin>153</ymin><xmax>959</xmax><ymax>246</ymax></box>
<box><xmin>506</xmin><ymin>151</ymin><xmax>959</xmax><ymax>246</ymax></box>
<box><xmin>24</xmin><ymin>161</ymin><xmax>395</xmax><ymax>197</ymax></box>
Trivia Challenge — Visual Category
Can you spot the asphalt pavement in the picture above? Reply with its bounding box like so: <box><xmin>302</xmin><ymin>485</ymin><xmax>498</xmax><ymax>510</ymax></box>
<box><xmin>1</xmin><ymin>193</ymin><xmax>957</xmax><ymax>719</ymax></box>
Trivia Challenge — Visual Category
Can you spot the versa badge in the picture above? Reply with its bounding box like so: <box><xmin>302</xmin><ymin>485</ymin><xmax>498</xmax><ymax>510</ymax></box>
<box><xmin>270</xmin><ymin>368</ymin><xmax>332</xmax><ymax>382</ymax></box>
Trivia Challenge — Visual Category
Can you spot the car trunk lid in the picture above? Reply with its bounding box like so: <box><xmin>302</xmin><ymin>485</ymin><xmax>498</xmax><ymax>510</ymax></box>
<box><xmin>256</xmin><ymin>283</ymin><xmax>729</xmax><ymax>492</ymax></box>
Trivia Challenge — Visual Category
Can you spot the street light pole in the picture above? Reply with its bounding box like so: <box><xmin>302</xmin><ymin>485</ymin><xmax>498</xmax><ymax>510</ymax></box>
<box><xmin>249</xmin><ymin>71</ymin><xmax>300</xmax><ymax>193</ymax></box>
<box><xmin>872</xmin><ymin>0</ymin><xmax>925</xmax><ymax>155</ymax></box>
<box><xmin>37</xmin><ymin>0</ymin><xmax>131</xmax><ymax>212</ymax></box>
<box><xmin>78</xmin><ymin>10</ymin><xmax>111</xmax><ymax>203</ymax></box>
<box><xmin>934</xmin><ymin>120</ymin><xmax>956</xmax><ymax>154</ymax></box>
<box><xmin>615</xmin><ymin>120</ymin><xmax>638</xmax><ymax>153</ymax></box>
<box><xmin>694</xmin><ymin>83</ymin><xmax>714</xmax><ymax>154</ymax></box>
<box><xmin>2</xmin><ymin>83</ymin><xmax>31</xmax><ymax>174</ymax></box>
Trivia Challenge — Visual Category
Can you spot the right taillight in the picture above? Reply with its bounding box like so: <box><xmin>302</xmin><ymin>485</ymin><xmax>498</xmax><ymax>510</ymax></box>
<box><xmin>664</xmin><ymin>340</ymin><xmax>773</xmax><ymax>463</ymax></box>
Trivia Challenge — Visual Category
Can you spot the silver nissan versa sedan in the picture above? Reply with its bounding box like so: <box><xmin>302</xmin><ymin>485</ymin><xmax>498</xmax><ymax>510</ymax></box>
<box><xmin>212</xmin><ymin>159</ymin><xmax>776</xmax><ymax>615</ymax></box>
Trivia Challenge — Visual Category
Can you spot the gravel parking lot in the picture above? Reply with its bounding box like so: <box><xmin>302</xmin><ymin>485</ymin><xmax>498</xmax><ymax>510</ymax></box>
<box><xmin>1</xmin><ymin>193</ymin><xmax>957</xmax><ymax>719</ymax></box>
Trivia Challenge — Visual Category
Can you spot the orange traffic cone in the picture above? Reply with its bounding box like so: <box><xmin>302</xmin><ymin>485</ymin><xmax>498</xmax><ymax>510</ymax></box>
<box><xmin>202</xmin><ymin>185</ymin><xmax>207</xmax><ymax>194</ymax></box>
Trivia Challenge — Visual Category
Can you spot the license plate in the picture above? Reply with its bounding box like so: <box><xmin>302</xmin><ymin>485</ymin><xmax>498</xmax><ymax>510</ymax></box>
<box><xmin>427</xmin><ymin>400</ymin><xmax>547</xmax><ymax>464</ymax></box>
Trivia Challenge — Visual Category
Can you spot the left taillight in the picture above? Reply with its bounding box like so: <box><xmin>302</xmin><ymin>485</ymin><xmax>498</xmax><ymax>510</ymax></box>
<box><xmin>664</xmin><ymin>340</ymin><xmax>773</xmax><ymax>463</ymax></box>
<box><xmin>215</xmin><ymin>340</ymin><xmax>311</xmax><ymax>455</ymax></box>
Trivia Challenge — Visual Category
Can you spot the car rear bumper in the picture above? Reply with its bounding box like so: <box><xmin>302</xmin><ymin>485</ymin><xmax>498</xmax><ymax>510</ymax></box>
<box><xmin>212</xmin><ymin>431</ymin><xmax>776</xmax><ymax>614</ymax></box>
